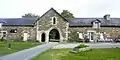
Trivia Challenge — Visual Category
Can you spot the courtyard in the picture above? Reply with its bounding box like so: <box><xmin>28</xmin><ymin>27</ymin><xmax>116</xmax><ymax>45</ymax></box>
<box><xmin>0</xmin><ymin>42</ymin><xmax>120</xmax><ymax>60</ymax></box>
<box><xmin>0</xmin><ymin>0</ymin><xmax>120</xmax><ymax>60</ymax></box>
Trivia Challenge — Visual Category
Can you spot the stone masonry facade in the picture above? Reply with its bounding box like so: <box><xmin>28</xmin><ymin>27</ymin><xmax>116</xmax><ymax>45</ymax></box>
<box><xmin>1</xmin><ymin>26</ymin><xmax>36</xmax><ymax>41</ymax></box>
<box><xmin>36</xmin><ymin>8</ymin><xmax>69</xmax><ymax>42</ymax></box>
<box><xmin>1</xmin><ymin>8</ymin><xmax>120</xmax><ymax>42</ymax></box>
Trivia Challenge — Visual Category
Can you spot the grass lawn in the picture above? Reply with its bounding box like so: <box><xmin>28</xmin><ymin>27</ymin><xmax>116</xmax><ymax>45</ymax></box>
<box><xmin>33</xmin><ymin>48</ymin><xmax>120</xmax><ymax>60</ymax></box>
<box><xmin>0</xmin><ymin>41</ymin><xmax>41</xmax><ymax>56</ymax></box>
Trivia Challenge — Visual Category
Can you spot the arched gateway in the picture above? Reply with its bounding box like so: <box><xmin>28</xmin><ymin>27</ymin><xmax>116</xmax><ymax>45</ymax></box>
<box><xmin>49</xmin><ymin>29</ymin><xmax>60</xmax><ymax>42</ymax></box>
<box><xmin>36</xmin><ymin>8</ymin><xmax>68</xmax><ymax>43</ymax></box>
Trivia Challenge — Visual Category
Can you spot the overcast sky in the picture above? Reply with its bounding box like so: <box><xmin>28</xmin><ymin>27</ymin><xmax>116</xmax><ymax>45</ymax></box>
<box><xmin>0</xmin><ymin>0</ymin><xmax>120</xmax><ymax>18</ymax></box>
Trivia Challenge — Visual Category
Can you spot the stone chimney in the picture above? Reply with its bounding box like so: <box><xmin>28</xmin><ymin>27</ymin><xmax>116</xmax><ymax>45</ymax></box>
<box><xmin>104</xmin><ymin>14</ymin><xmax>110</xmax><ymax>20</ymax></box>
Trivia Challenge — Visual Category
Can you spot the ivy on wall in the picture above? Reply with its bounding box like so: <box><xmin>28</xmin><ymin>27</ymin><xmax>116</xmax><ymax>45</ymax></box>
<box><xmin>68</xmin><ymin>30</ymin><xmax>79</xmax><ymax>42</ymax></box>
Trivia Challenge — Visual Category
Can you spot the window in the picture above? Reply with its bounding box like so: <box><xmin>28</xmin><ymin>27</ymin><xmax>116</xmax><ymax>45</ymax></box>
<box><xmin>99</xmin><ymin>32</ymin><xmax>105</xmax><ymax>41</ymax></box>
<box><xmin>0</xmin><ymin>23</ymin><xmax>3</xmax><ymax>28</ymax></box>
<box><xmin>93</xmin><ymin>22</ymin><xmax>98</xmax><ymax>28</ymax></box>
<box><xmin>53</xmin><ymin>17</ymin><xmax>56</xmax><ymax>24</ymax></box>
<box><xmin>92</xmin><ymin>21</ymin><xmax>100</xmax><ymax>28</ymax></box>
<box><xmin>23</xmin><ymin>33</ymin><xmax>28</xmax><ymax>41</ymax></box>
<box><xmin>104</xmin><ymin>14</ymin><xmax>110</xmax><ymax>20</ymax></box>
<box><xmin>87</xmin><ymin>30</ymin><xmax>96</xmax><ymax>41</ymax></box>
<box><xmin>66</xmin><ymin>23</ymin><xmax>69</xmax><ymax>31</ymax></box>
<box><xmin>52</xmin><ymin>17</ymin><xmax>57</xmax><ymax>25</ymax></box>
<box><xmin>78</xmin><ymin>32</ymin><xmax>84</xmax><ymax>39</ymax></box>
<box><xmin>0</xmin><ymin>31</ymin><xmax>7</xmax><ymax>39</ymax></box>
<box><xmin>10</xmin><ymin>29</ymin><xmax>17</xmax><ymax>33</ymax></box>
<box><xmin>3</xmin><ymin>32</ymin><xmax>6</xmax><ymax>37</ymax></box>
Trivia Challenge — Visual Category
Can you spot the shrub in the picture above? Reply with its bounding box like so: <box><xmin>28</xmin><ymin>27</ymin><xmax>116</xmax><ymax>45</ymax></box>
<box><xmin>75</xmin><ymin>44</ymin><xmax>88</xmax><ymax>48</ymax></box>
<box><xmin>71</xmin><ymin>44</ymin><xmax>89</xmax><ymax>53</ymax></box>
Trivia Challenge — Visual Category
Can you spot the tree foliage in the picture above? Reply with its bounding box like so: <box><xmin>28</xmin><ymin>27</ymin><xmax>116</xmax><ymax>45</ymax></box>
<box><xmin>61</xmin><ymin>10</ymin><xmax>74</xmax><ymax>18</ymax></box>
<box><xmin>22</xmin><ymin>13</ymin><xmax>39</xmax><ymax>18</ymax></box>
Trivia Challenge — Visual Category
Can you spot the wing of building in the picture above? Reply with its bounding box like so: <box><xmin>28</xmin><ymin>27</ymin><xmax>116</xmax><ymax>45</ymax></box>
<box><xmin>0</xmin><ymin>8</ymin><xmax>120</xmax><ymax>42</ymax></box>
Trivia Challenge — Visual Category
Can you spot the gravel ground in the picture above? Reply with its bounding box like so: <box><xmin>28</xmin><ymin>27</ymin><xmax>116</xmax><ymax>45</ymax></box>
<box><xmin>52</xmin><ymin>43</ymin><xmax>120</xmax><ymax>49</ymax></box>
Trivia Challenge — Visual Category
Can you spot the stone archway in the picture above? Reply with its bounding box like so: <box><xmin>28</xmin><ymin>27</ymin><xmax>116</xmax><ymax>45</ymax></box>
<box><xmin>49</xmin><ymin>29</ymin><xmax>60</xmax><ymax>42</ymax></box>
<box><xmin>41</xmin><ymin>33</ymin><xmax>45</xmax><ymax>42</ymax></box>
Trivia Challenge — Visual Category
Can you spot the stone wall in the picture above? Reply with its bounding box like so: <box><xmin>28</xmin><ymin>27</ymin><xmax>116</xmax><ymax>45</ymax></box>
<box><xmin>1</xmin><ymin>26</ymin><xmax>36</xmax><ymax>41</ymax></box>
<box><xmin>69</xmin><ymin>27</ymin><xmax>120</xmax><ymax>41</ymax></box>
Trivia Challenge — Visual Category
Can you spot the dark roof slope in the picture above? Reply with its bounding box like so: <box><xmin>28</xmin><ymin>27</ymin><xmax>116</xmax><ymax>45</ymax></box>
<box><xmin>0</xmin><ymin>18</ymin><xmax>37</xmax><ymax>26</ymax></box>
<box><xmin>67</xmin><ymin>18</ymin><xmax>120</xmax><ymax>27</ymax></box>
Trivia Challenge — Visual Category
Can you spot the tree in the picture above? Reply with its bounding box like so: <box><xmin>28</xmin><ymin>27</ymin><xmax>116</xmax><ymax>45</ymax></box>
<box><xmin>61</xmin><ymin>10</ymin><xmax>74</xmax><ymax>18</ymax></box>
<box><xmin>22</xmin><ymin>13</ymin><xmax>39</xmax><ymax>18</ymax></box>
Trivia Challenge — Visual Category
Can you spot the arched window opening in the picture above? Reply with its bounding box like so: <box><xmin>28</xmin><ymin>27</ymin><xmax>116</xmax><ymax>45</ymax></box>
<box><xmin>52</xmin><ymin>17</ymin><xmax>57</xmax><ymax>25</ymax></box>
<box><xmin>53</xmin><ymin>17</ymin><xmax>56</xmax><ymax>24</ymax></box>
<box><xmin>41</xmin><ymin>33</ymin><xmax>45</xmax><ymax>42</ymax></box>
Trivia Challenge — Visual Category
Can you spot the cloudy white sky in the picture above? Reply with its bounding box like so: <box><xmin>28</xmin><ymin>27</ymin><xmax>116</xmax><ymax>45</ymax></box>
<box><xmin>0</xmin><ymin>0</ymin><xmax>120</xmax><ymax>18</ymax></box>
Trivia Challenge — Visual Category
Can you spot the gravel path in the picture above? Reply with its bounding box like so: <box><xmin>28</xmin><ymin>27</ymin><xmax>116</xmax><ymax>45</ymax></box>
<box><xmin>53</xmin><ymin>43</ymin><xmax>120</xmax><ymax>49</ymax></box>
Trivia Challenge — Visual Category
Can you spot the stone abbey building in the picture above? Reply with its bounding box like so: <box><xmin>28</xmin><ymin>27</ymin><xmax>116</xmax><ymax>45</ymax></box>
<box><xmin>0</xmin><ymin>8</ymin><xmax>120</xmax><ymax>42</ymax></box>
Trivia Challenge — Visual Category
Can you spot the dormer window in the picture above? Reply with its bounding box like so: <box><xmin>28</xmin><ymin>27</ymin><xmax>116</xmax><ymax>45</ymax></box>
<box><xmin>0</xmin><ymin>23</ymin><xmax>3</xmax><ymax>28</ymax></box>
<box><xmin>104</xmin><ymin>14</ymin><xmax>110</xmax><ymax>20</ymax></box>
<box><xmin>93</xmin><ymin>22</ymin><xmax>98</xmax><ymax>28</ymax></box>
<box><xmin>92</xmin><ymin>19</ymin><xmax>101</xmax><ymax>28</ymax></box>
<box><xmin>52</xmin><ymin>17</ymin><xmax>57</xmax><ymax>25</ymax></box>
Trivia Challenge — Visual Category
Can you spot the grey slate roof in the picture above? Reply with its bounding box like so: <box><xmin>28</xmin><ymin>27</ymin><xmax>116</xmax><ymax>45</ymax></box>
<box><xmin>67</xmin><ymin>18</ymin><xmax>120</xmax><ymax>27</ymax></box>
<box><xmin>0</xmin><ymin>18</ymin><xmax>37</xmax><ymax>26</ymax></box>
<box><xmin>1</xmin><ymin>17</ymin><xmax>120</xmax><ymax>27</ymax></box>
<box><xmin>0</xmin><ymin>8</ymin><xmax>120</xmax><ymax>27</ymax></box>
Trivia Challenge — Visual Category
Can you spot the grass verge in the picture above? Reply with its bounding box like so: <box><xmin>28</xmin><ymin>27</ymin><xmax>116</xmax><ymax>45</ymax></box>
<box><xmin>0</xmin><ymin>41</ymin><xmax>41</xmax><ymax>56</ymax></box>
<box><xmin>33</xmin><ymin>48</ymin><xmax>120</xmax><ymax>60</ymax></box>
